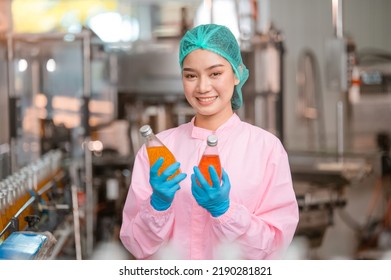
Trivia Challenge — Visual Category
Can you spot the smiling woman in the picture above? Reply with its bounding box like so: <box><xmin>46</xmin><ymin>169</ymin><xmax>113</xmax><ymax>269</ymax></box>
<box><xmin>120</xmin><ymin>23</ymin><xmax>299</xmax><ymax>260</ymax></box>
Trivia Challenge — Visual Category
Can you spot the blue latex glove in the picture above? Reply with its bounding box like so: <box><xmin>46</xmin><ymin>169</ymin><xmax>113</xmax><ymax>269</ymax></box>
<box><xmin>149</xmin><ymin>157</ymin><xmax>186</xmax><ymax>211</ymax></box>
<box><xmin>191</xmin><ymin>165</ymin><xmax>231</xmax><ymax>217</ymax></box>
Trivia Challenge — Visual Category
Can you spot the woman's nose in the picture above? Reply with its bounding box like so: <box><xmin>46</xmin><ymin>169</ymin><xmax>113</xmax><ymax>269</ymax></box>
<box><xmin>197</xmin><ymin>76</ymin><xmax>211</xmax><ymax>94</ymax></box>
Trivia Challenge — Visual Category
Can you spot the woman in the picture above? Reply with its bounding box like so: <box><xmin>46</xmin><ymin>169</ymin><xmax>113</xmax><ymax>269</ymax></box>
<box><xmin>120</xmin><ymin>23</ymin><xmax>299</xmax><ymax>260</ymax></box>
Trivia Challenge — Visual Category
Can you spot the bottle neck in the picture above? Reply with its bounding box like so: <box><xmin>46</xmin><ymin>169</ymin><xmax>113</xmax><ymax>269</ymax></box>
<box><xmin>144</xmin><ymin>133</ymin><xmax>165</xmax><ymax>148</ymax></box>
<box><xmin>203</xmin><ymin>144</ymin><xmax>219</xmax><ymax>156</ymax></box>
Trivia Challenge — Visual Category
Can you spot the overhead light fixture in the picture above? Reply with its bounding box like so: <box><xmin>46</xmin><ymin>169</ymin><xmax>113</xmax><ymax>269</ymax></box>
<box><xmin>87</xmin><ymin>12</ymin><xmax>139</xmax><ymax>43</ymax></box>
<box><xmin>18</xmin><ymin>59</ymin><xmax>28</xmax><ymax>72</ymax></box>
<box><xmin>46</xmin><ymin>58</ymin><xmax>56</xmax><ymax>72</ymax></box>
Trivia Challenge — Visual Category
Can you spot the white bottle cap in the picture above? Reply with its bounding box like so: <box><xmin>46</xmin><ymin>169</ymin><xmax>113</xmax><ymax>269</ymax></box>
<box><xmin>139</xmin><ymin>125</ymin><xmax>152</xmax><ymax>137</ymax></box>
<box><xmin>207</xmin><ymin>134</ymin><xmax>218</xmax><ymax>147</ymax></box>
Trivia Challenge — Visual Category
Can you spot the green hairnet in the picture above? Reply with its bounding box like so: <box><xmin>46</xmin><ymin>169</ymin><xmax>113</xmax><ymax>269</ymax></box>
<box><xmin>179</xmin><ymin>24</ymin><xmax>249</xmax><ymax>110</ymax></box>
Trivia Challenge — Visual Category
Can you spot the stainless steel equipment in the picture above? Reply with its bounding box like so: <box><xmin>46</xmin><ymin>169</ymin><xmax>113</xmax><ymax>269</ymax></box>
<box><xmin>239</xmin><ymin>0</ymin><xmax>285</xmax><ymax>142</ymax></box>
<box><xmin>296</xmin><ymin>49</ymin><xmax>327</xmax><ymax>151</ymax></box>
<box><xmin>289</xmin><ymin>150</ymin><xmax>375</xmax><ymax>247</ymax></box>
<box><xmin>349</xmin><ymin>52</ymin><xmax>391</xmax><ymax>152</ymax></box>
<box><xmin>241</xmin><ymin>24</ymin><xmax>285</xmax><ymax>141</ymax></box>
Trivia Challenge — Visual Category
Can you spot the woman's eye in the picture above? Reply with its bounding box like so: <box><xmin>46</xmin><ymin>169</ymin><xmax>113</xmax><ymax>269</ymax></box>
<box><xmin>184</xmin><ymin>74</ymin><xmax>196</xmax><ymax>79</ymax></box>
<box><xmin>211</xmin><ymin>72</ymin><xmax>221</xmax><ymax>77</ymax></box>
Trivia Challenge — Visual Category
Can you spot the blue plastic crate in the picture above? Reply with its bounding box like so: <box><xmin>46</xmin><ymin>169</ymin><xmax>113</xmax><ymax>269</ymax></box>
<box><xmin>0</xmin><ymin>232</ymin><xmax>49</xmax><ymax>260</ymax></box>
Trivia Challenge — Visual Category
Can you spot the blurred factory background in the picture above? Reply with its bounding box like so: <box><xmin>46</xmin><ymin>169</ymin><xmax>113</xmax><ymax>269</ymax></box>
<box><xmin>0</xmin><ymin>0</ymin><xmax>391</xmax><ymax>260</ymax></box>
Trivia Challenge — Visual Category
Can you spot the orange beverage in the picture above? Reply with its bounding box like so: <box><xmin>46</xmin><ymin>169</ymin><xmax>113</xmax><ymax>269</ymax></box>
<box><xmin>140</xmin><ymin>125</ymin><xmax>181</xmax><ymax>180</ymax></box>
<box><xmin>198</xmin><ymin>154</ymin><xmax>222</xmax><ymax>186</ymax></box>
<box><xmin>0</xmin><ymin>192</ymin><xmax>6</xmax><ymax>240</ymax></box>
<box><xmin>0</xmin><ymin>190</ymin><xmax>12</xmax><ymax>239</ymax></box>
<box><xmin>146</xmin><ymin>146</ymin><xmax>180</xmax><ymax>179</ymax></box>
<box><xmin>198</xmin><ymin>135</ymin><xmax>222</xmax><ymax>186</ymax></box>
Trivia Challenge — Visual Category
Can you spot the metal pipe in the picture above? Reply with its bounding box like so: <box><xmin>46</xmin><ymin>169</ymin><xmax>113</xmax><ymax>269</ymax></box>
<box><xmin>82</xmin><ymin>30</ymin><xmax>91</xmax><ymax>136</ymax></box>
<box><xmin>6</xmin><ymin>33</ymin><xmax>17</xmax><ymax>174</ymax></box>
<box><xmin>337</xmin><ymin>100</ymin><xmax>344</xmax><ymax>161</ymax></box>
<box><xmin>332</xmin><ymin>0</ymin><xmax>343</xmax><ymax>39</ymax></box>
<box><xmin>84</xmin><ymin>138</ymin><xmax>94</xmax><ymax>258</ymax></box>
<box><xmin>257</xmin><ymin>0</ymin><xmax>271</xmax><ymax>34</ymax></box>
<box><xmin>83</xmin><ymin>32</ymin><xmax>91</xmax><ymax>100</ymax></box>
<box><xmin>71</xmin><ymin>182</ymin><xmax>83</xmax><ymax>260</ymax></box>
<box><xmin>82</xmin><ymin>31</ymin><xmax>94</xmax><ymax>259</ymax></box>
<box><xmin>204</xmin><ymin>0</ymin><xmax>214</xmax><ymax>23</ymax></box>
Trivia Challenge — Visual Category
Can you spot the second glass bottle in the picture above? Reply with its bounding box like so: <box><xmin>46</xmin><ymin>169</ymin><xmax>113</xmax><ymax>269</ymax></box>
<box><xmin>198</xmin><ymin>134</ymin><xmax>222</xmax><ymax>186</ymax></box>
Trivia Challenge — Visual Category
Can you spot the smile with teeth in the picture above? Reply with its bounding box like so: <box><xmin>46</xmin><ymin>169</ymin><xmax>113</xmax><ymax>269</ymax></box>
<box><xmin>197</xmin><ymin>96</ymin><xmax>218</xmax><ymax>102</ymax></box>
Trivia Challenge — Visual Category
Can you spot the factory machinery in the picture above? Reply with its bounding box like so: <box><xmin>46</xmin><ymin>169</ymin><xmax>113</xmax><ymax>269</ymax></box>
<box><xmin>0</xmin><ymin>150</ymin><xmax>72</xmax><ymax>259</ymax></box>
<box><xmin>0</xmin><ymin>27</ymin><xmax>128</xmax><ymax>259</ymax></box>
<box><xmin>291</xmin><ymin>0</ymin><xmax>391</xmax><ymax>258</ymax></box>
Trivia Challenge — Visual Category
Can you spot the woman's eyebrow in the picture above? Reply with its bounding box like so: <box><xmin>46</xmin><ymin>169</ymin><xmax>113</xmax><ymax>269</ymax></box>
<box><xmin>183</xmin><ymin>64</ymin><xmax>225</xmax><ymax>72</ymax></box>
<box><xmin>206</xmin><ymin>64</ymin><xmax>225</xmax><ymax>70</ymax></box>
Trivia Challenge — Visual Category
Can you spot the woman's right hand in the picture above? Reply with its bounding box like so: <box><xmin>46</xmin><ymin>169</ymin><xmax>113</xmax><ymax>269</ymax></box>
<box><xmin>149</xmin><ymin>157</ymin><xmax>187</xmax><ymax>211</ymax></box>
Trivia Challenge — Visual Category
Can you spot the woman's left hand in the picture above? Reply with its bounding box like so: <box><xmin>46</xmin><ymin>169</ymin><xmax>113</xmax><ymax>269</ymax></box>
<box><xmin>191</xmin><ymin>166</ymin><xmax>231</xmax><ymax>217</ymax></box>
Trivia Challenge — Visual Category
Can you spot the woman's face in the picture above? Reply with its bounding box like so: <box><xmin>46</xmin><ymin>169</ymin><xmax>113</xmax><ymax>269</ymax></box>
<box><xmin>182</xmin><ymin>49</ymin><xmax>239</xmax><ymax>118</ymax></box>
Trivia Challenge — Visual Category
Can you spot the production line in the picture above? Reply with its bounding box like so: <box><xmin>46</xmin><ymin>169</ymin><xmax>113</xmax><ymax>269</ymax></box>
<box><xmin>0</xmin><ymin>0</ymin><xmax>391</xmax><ymax>260</ymax></box>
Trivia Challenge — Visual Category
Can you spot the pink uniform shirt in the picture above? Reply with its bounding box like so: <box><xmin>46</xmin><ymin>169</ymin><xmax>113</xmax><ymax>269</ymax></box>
<box><xmin>120</xmin><ymin>113</ymin><xmax>299</xmax><ymax>259</ymax></box>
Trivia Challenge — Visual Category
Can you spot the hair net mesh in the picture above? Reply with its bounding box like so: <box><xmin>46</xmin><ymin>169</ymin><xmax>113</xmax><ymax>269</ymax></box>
<box><xmin>179</xmin><ymin>24</ymin><xmax>249</xmax><ymax>110</ymax></box>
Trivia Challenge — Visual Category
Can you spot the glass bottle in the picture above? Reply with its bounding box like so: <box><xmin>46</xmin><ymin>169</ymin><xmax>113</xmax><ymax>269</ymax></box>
<box><xmin>0</xmin><ymin>185</ymin><xmax>13</xmax><ymax>240</ymax></box>
<box><xmin>0</xmin><ymin>192</ymin><xmax>6</xmax><ymax>241</ymax></box>
<box><xmin>139</xmin><ymin>125</ymin><xmax>180</xmax><ymax>179</ymax></box>
<box><xmin>198</xmin><ymin>134</ymin><xmax>222</xmax><ymax>186</ymax></box>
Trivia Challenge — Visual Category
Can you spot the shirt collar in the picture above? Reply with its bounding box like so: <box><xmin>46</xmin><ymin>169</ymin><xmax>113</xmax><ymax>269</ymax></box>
<box><xmin>190</xmin><ymin>113</ymin><xmax>241</xmax><ymax>140</ymax></box>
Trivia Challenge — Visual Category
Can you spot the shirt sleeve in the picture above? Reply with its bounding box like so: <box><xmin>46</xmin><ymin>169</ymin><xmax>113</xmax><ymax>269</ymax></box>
<box><xmin>211</xmin><ymin>139</ymin><xmax>299</xmax><ymax>260</ymax></box>
<box><xmin>119</xmin><ymin>147</ymin><xmax>175</xmax><ymax>259</ymax></box>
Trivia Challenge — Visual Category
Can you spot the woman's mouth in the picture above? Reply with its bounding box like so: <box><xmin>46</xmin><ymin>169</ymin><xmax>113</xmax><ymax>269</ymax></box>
<box><xmin>196</xmin><ymin>96</ymin><xmax>218</xmax><ymax>104</ymax></box>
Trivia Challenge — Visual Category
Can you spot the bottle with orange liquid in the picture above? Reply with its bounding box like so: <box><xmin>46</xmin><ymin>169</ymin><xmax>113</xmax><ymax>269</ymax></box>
<box><xmin>139</xmin><ymin>125</ymin><xmax>180</xmax><ymax>179</ymax></box>
<box><xmin>198</xmin><ymin>134</ymin><xmax>222</xmax><ymax>186</ymax></box>
<box><xmin>0</xmin><ymin>192</ymin><xmax>6</xmax><ymax>242</ymax></box>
